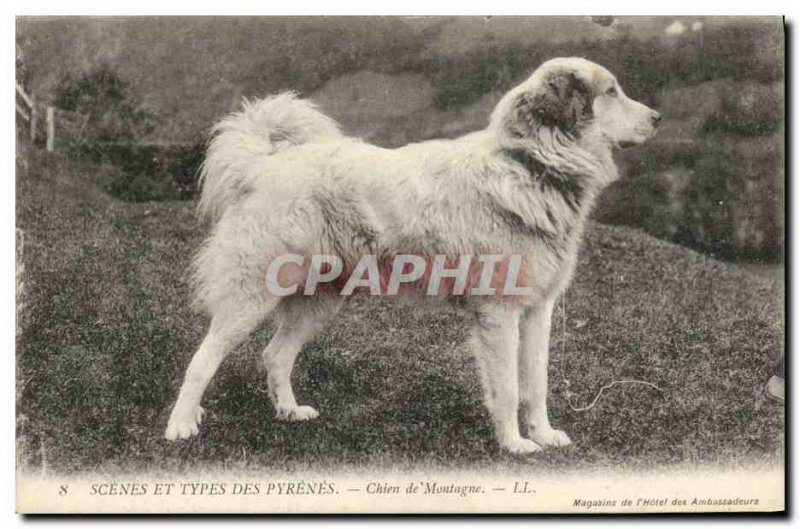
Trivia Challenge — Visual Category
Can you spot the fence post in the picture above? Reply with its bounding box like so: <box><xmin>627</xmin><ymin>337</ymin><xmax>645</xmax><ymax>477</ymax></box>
<box><xmin>46</xmin><ymin>106</ymin><xmax>55</xmax><ymax>152</ymax></box>
<box><xmin>29</xmin><ymin>96</ymin><xmax>37</xmax><ymax>143</ymax></box>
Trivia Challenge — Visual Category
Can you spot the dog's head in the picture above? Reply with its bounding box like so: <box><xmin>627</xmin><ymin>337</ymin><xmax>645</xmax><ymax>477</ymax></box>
<box><xmin>492</xmin><ymin>57</ymin><xmax>660</xmax><ymax>149</ymax></box>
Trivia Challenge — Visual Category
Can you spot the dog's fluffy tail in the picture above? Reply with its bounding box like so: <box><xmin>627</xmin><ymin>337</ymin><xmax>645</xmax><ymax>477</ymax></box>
<box><xmin>198</xmin><ymin>92</ymin><xmax>342</xmax><ymax>221</ymax></box>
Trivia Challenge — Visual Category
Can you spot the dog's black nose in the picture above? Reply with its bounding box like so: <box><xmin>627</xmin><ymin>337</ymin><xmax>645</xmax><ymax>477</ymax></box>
<box><xmin>651</xmin><ymin>112</ymin><xmax>662</xmax><ymax>127</ymax></box>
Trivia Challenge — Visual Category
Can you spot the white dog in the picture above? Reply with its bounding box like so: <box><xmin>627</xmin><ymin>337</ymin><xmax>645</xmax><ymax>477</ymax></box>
<box><xmin>165</xmin><ymin>57</ymin><xmax>660</xmax><ymax>454</ymax></box>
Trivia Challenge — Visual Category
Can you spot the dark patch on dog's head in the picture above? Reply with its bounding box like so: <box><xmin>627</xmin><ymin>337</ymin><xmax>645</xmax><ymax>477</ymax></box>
<box><xmin>507</xmin><ymin>69</ymin><xmax>594</xmax><ymax>138</ymax></box>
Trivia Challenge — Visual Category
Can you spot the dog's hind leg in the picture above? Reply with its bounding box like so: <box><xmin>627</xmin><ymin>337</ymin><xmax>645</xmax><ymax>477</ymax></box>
<box><xmin>519</xmin><ymin>298</ymin><xmax>572</xmax><ymax>448</ymax></box>
<box><xmin>263</xmin><ymin>296</ymin><xmax>342</xmax><ymax>421</ymax></box>
<box><xmin>165</xmin><ymin>304</ymin><xmax>270</xmax><ymax>440</ymax></box>
<box><xmin>470</xmin><ymin>303</ymin><xmax>541</xmax><ymax>454</ymax></box>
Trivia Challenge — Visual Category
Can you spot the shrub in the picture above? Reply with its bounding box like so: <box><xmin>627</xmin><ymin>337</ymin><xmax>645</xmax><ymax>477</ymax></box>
<box><xmin>597</xmin><ymin>136</ymin><xmax>783</xmax><ymax>262</ymax></box>
<box><xmin>53</xmin><ymin>65</ymin><xmax>204</xmax><ymax>202</ymax></box>
<box><xmin>101</xmin><ymin>143</ymin><xmax>204</xmax><ymax>202</ymax></box>
<box><xmin>54</xmin><ymin>63</ymin><xmax>156</xmax><ymax>146</ymax></box>
<box><xmin>702</xmin><ymin>82</ymin><xmax>783</xmax><ymax>137</ymax></box>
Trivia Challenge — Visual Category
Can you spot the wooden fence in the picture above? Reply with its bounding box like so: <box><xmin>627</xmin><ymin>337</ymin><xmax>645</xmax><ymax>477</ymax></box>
<box><xmin>16</xmin><ymin>82</ymin><xmax>88</xmax><ymax>153</ymax></box>
<box><xmin>15</xmin><ymin>82</ymin><xmax>39</xmax><ymax>146</ymax></box>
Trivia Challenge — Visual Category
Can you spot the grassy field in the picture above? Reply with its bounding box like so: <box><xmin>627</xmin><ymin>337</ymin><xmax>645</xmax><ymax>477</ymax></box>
<box><xmin>16</xmin><ymin>146</ymin><xmax>784</xmax><ymax>476</ymax></box>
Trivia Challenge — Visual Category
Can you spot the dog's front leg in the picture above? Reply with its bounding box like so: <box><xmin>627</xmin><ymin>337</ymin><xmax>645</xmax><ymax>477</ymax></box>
<box><xmin>470</xmin><ymin>303</ymin><xmax>541</xmax><ymax>454</ymax></box>
<box><xmin>519</xmin><ymin>298</ymin><xmax>572</xmax><ymax>448</ymax></box>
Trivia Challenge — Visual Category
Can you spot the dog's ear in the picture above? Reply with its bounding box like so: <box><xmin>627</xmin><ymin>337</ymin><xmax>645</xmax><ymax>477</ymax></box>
<box><xmin>507</xmin><ymin>71</ymin><xmax>593</xmax><ymax>138</ymax></box>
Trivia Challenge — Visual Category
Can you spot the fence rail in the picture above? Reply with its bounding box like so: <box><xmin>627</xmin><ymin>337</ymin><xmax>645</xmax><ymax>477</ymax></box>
<box><xmin>16</xmin><ymin>82</ymin><xmax>57</xmax><ymax>152</ymax></box>
<box><xmin>16</xmin><ymin>102</ymin><xmax>30</xmax><ymax>122</ymax></box>
<box><xmin>16</xmin><ymin>82</ymin><xmax>197</xmax><ymax>154</ymax></box>
<box><xmin>15</xmin><ymin>86</ymin><xmax>177</xmax><ymax>154</ymax></box>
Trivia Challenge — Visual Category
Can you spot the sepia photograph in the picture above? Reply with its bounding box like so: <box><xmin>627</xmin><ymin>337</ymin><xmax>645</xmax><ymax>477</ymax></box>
<box><xmin>14</xmin><ymin>15</ymin><xmax>784</xmax><ymax>514</ymax></box>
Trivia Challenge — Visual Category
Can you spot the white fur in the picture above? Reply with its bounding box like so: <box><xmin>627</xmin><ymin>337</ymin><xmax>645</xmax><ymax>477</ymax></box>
<box><xmin>166</xmin><ymin>58</ymin><xmax>659</xmax><ymax>454</ymax></box>
<box><xmin>198</xmin><ymin>93</ymin><xmax>342</xmax><ymax>221</ymax></box>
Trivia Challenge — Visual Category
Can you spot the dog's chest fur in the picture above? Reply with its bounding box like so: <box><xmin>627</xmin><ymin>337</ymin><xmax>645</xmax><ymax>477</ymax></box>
<box><xmin>484</xmin><ymin>147</ymin><xmax>602</xmax><ymax>296</ymax></box>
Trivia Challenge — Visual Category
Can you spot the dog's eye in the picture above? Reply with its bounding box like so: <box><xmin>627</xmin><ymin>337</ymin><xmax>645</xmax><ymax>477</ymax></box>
<box><xmin>606</xmin><ymin>86</ymin><xmax>618</xmax><ymax>97</ymax></box>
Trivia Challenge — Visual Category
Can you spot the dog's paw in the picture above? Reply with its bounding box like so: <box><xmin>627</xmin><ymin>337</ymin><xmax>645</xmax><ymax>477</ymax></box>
<box><xmin>500</xmin><ymin>436</ymin><xmax>543</xmax><ymax>455</ymax></box>
<box><xmin>276</xmin><ymin>405</ymin><xmax>319</xmax><ymax>422</ymax></box>
<box><xmin>164</xmin><ymin>406</ymin><xmax>205</xmax><ymax>440</ymax></box>
<box><xmin>528</xmin><ymin>427</ymin><xmax>572</xmax><ymax>448</ymax></box>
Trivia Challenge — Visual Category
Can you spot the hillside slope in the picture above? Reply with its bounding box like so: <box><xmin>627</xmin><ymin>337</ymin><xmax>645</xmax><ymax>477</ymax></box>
<box><xmin>16</xmin><ymin>149</ymin><xmax>783</xmax><ymax>474</ymax></box>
